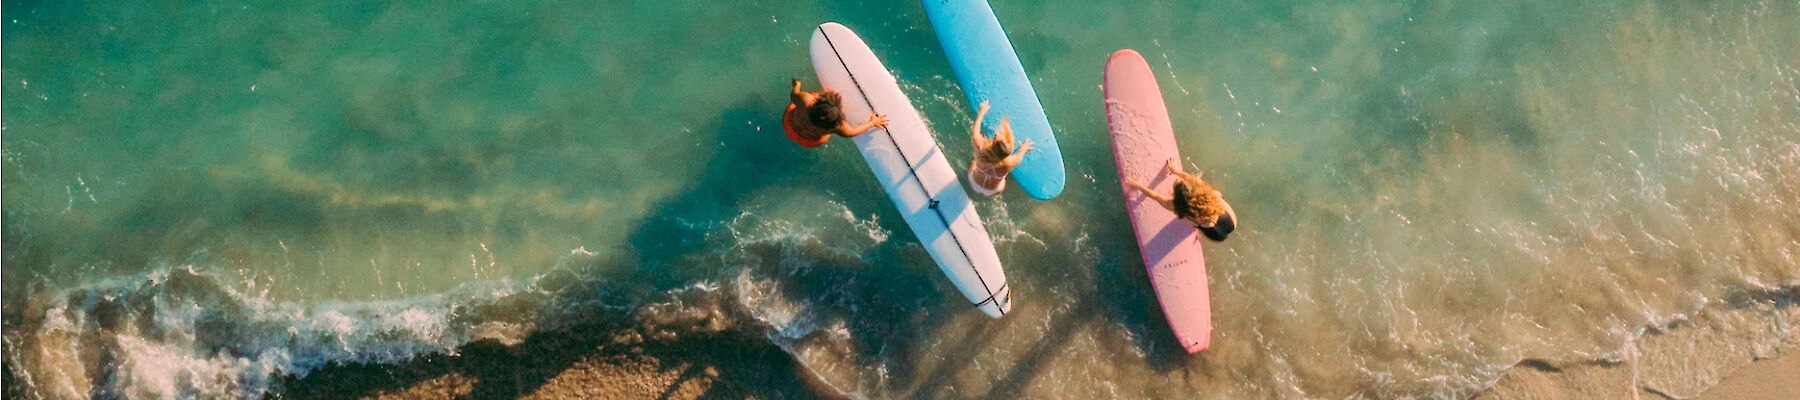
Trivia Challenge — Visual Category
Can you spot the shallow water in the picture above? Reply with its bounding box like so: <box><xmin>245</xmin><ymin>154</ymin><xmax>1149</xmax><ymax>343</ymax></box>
<box><xmin>5</xmin><ymin>0</ymin><xmax>1799</xmax><ymax>398</ymax></box>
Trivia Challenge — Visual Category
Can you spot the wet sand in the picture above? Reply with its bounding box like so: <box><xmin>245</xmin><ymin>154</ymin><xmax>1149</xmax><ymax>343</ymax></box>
<box><xmin>1477</xmin><ymin>290</ymin><xmax>1800</xmax><ymax>400</ymax></box>
<box><xmin>8</xmin><ymin>302</ymin><xmax>1786</xmax><ymax>399</ymax></box>
<box><xmin>271</xmin><ymin>318</ymin><xmax>1796</xmax><ymax>400</ymax></box>
<box><xmin>1474</xmin><ymin>342</ymin><xmax>1798</xmax><ymax>400</ymax></box>
<box><xmin>269</xmin><ymin>291</ymin><xmax>1798</xmax><ymax>400</ymax></box>
<box><xmin>1697</xmin><ymin>346</ymin><xmax>1800</xmax><ymax>400</ymax></box>
<box><xmin>272</xmin><ymin>319</ymin><xmax>834</xmax><ymax>400</ymax></box>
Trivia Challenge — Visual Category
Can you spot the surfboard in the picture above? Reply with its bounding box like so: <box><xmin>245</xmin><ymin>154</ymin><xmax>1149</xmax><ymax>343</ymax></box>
<box><xmin>921</xmin><ymin>0</ymin><xmax>1065</xmax><ymax>200</ymax></box>
<box><xmin>1104</xmin><ymin>49</ymin><xmax>1212</xmax><ymax>352</ymax></box>
<box><xmin>810</xmin><ymin>22</ymin><xmax>1012</xmax><ymax>318</ymax></box>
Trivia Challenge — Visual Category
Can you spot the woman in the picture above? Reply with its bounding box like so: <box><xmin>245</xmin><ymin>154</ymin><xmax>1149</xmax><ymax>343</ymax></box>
<box><xmin>784</xmin><ymin>78</ymin><xmax>889</xmax><ymax>148</ymax></box>
<box><xmin>966</xmin><ymin>101</ymin><xmax>1034</xmax><ymax>196</ymax></box>
<box><xmin>1126</xmin><ymin>158</ymin><xmax>1237</xmax><ymax>241</ymax></box>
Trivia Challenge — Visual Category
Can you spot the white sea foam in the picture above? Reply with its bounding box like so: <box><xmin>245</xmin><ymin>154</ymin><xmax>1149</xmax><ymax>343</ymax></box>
<box><xmin>5</xmin><ymin>268</ymin><xmax>543</xmax><ymax>399</ymax></box>
<box><xmin>5</xmin><ymin>1</ymin><xmax>1799</xmax><ymax>399</ymax></box>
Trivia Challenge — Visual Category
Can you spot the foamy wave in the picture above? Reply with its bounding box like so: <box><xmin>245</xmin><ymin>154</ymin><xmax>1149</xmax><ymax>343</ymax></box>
<box><xmin>4</xmin><ymin>267</ymin><xmax>543</xmax><ymax>399</ymax></box>
<box><xmin>975</xmin><ymin>197</ymin><xmax>1045</xmax><ymax>249</ymax></box>
<box><xmin>709</xmin><ymin>195</ymin><xmax>894</xmax><ymax>399</ymax></box>
<box><xmin>3</xmin><ymin>189</ymin><xmax>903</xmax><ymax>399</ymax></box>
<box><xmin>731</xmin><ymin>270</ymin><xmax>868</xmax><ymax>399</ymax></box>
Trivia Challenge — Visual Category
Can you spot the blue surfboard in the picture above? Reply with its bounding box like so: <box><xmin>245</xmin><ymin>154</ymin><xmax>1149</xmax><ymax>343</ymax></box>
<box><xmin>922</xmin><ymin>0</ymin><xmax>1066</xmax><ymax>200</ymax></box>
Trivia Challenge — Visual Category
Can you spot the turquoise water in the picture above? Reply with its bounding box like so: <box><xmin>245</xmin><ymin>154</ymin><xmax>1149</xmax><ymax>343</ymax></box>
<box><xmin>5</xmin><ymin>0</ymin><xmax>1799</xmax><ymax>398</ymax></box>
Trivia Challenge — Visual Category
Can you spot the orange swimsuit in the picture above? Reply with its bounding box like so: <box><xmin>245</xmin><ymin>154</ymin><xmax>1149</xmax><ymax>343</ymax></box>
<box><xmin>783</xmin><ymin>104</ymin><xmax>829</xmax><ymax>148</ymax></box>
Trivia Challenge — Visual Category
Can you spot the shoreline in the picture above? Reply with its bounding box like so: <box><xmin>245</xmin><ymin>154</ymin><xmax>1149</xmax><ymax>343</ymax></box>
<box><xmin>10</xmin><ymin>289</ymin><xmax>1792</xmax><ymax>399</ymax></box>
<box><xmin>273</xmin><ymin>308</ymin><xmax>1795</xmax><ymax>400</ymax></box>
<box><xmin>271</xmin><ymin>319</ymin><xmax>835</xmax><ymax>400</ymax></box>
<box><xmin>1477</xmin><ymin>288</ymin><xmax>1800</xmax><ymax>400</ymax></box>
<box><xmin>276</xmin><ymin>290</ymin><xmax>1796</xmax><ymax>399</ymax></box>
<box><xmin>1474</xmin><ymin>341</ymin><xmax>1799</xmax><ymax>400</ymax></box>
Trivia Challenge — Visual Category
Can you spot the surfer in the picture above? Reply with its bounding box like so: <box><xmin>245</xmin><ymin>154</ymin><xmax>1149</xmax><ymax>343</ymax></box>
<box><xmin>784</xmin><ymin>78</ymin><xmax>889</xmax><ymax>148</ymax></box>
<box><xmin>966</xmin><ymin>100</ymin><xmax>1034</xmax><ymax>196</ymax></box>
<box><xmin>1125</xmin><ymin>158</ymin><xmax>1237</xmax><ymax>241</ymax></box>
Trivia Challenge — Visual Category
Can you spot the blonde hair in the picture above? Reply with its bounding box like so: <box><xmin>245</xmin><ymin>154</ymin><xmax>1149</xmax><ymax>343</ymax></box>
<box><xmin>1171</xmin><ymin>176</ymin><xmax>1226</xmax><ymax>225</ymax></box>
<box><xmin>976</xmin><ymin>138</ymin><xmax>1011</xmax><ymax>164</ymax></box>
<box><xmin>975</xmin><ymin>118</ymin><xmax>1014</xmax><ymax>165</ymax></box>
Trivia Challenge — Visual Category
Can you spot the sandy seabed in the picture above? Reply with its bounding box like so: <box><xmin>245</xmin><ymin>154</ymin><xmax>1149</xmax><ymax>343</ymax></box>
<box><xmin>1475</xmin><ymin>341</ymin><xmax>1799</xmax><ymax>400</ymax></box>
<box><xmin>265</xmin><ymin>306</ymin><xmax>1798</xmax><ymax>400</ymax></box>
<box><xmin>268</xmin><ymin>318</ymin><xmax>832</xmax><ymax>400</ymax></box>
<box><xmin>12</xmin><ymin>290</ymin><xmax>1783</xmax><ymax>399</ymax></box>
<box><xmin>1477</xmin><ymin>290</ymin><xmax>1800</xmax><ymax>400</ymax></box>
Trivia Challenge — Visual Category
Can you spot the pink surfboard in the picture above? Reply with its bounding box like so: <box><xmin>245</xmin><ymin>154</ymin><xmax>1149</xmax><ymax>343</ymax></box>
<box><xmin>1104</xmin><ymin>49</ymin><xmax>1212</xmax><ymax>353</ymax></box>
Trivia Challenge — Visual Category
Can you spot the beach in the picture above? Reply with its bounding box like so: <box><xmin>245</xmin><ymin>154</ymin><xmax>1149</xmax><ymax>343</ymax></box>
<box><xmin>5</xmin><ymin>310</ymin><xmax>1791</xmax><ymax>398</ymax></box>
<box><xmin>269</xmin><ymin>318</ymin><xmax>826</xmax><ymax>399</ymax></box>
<box><xmin>1480</xmin><ymin>344</ymin><xmax>1800</xmax><ymax>400</ymax></box>
<box><xmin>259</xmin><ymin>289</ymin><xmax>1797</xmax><ymax>399</ymax></box>
<box><xmin>1478</xmin><ymin>288</ymin><xmax>1800</xmax><ymax>400</ymax></box>
<box><xmin>6</xmin><ymin>0</ymin><xmax>1799</xmax><ymax>398</ymax></box>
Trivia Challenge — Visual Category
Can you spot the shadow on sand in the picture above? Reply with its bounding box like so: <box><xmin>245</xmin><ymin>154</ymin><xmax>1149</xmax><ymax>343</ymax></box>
<box><xmin>270</xmin><ymin>87</ymin><xmax>983</xmax><ymax>398</ymax></box>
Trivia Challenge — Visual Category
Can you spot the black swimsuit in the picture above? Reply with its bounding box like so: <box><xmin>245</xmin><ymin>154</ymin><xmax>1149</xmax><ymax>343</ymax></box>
<box><xmin>1198</xmin><ymin>211</ymin><xmax>1235</xmax><ymax>242</ymax></box>
<box><xmin>1173</xmin><ymin>182</ymin><xmax>1236</xmax><ymax>242</ymax></box>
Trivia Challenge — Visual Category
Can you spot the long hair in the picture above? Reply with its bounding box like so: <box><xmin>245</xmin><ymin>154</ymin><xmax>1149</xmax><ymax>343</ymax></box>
<box><xmin>975</xmin><ymin>118</ymin><xmax>1014</xmax><ymax>164</ymax></box>
<box><xmin>1170</xmin><ymin>176</ymin><xmax>1226</xmax><ymax>225</ymax></box>
<box><xmin>808</xmin><ymin>92</ymin><xmax>845</xmax><ymax>129</ymax></box>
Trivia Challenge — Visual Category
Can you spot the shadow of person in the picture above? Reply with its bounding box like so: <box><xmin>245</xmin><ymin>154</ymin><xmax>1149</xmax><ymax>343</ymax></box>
<box><xmin>624</xmin><ymin>95</ymin><xmax>847</xmax><ymax>272</ymax></box>
<box><xmin>980</xmin><ymin>297</ymin><xmax>1100</xmax><ymax>399</ymax></box>
<box><xmin>903</xmin><ymin>315</ymin><xmax>1009</xmax><ymax>398</ymax></box>
<box><xmin>1085</xmin><ymin>211</ymin><xmax>1197</xmax><ymax>374</ymax></box>
<box><xmin>610</xmin><ymin>91</ymin><xmax>989</xmax><ymax>398</ymax></box>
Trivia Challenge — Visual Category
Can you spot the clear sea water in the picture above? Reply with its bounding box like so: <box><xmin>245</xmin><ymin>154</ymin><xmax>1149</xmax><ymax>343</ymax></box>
<box><xmin>5</xmin><ymin>0</ymin><xmax>1798</xmax><ymax>398</ymax></box>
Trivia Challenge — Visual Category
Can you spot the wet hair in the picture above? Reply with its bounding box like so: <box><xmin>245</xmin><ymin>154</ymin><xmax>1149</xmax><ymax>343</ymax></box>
<box><xmin>1170</xmin><ymin>176</ymin><xmax>1226</xmax><ymax>226</ymax></box>
<box><xmin>976</xmin><ymin>137</ymin><xmax>1012</xmax><ymax>165</ymax></box>
<box><xmin>808</xmin><ymin>92</ymin><xmax>846</xmax><ymax>129</ymax></box>
<box><xmin>975</xmin><ymin>118</ymin><xmax>1014</xmax><ymax>164</ymax></box>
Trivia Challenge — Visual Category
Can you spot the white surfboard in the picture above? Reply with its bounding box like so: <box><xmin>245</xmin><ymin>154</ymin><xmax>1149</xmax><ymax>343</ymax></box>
<box><xmin>809</xmin><ymin>22</ymin><xmax>1012</xmax><ymax>318</ymax></box>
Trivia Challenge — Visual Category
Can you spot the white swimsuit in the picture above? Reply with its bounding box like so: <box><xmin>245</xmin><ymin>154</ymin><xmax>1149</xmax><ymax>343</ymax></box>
<box><xmin>968</xmin><ymin>160</ymin><xmax>1007</xmax><ymax>197</ymax></box>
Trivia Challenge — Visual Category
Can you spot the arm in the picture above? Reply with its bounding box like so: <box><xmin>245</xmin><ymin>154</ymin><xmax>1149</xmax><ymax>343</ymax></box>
<box><xmin>972</xmin><ymin>100</ymin><xmax>989</xmax><ymax>140</ymax></box>
<box><xmin>1003</xmin><ymin>139</ymin><xmax>1034</xmax><ymax>168</ymax></box>
<box><xmin>970</xmin><ymin>102</ymin><xmax>989</xmax><ymax>149</ymax></box>
<box><xmin>790</xmin><ymin>79</ymin><xmax>806</xmax><ymax>105</ymax></box>
<box><xmin>1126</xmin><ymin>178</ymin><xmax>1178</xmax><ymax>213</ymax></box>
<box><xmin>838</xmin><ymin>113</ymin><xmax>890</xmax><ymax>137</ymax></box>
<box><xmin>1166</xmin><ymin>157</ymin><xmax>1200</xmax><ymax>181</ymax></box>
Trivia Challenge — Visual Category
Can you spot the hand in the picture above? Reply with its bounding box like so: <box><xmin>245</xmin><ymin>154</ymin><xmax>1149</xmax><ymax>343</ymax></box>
<box><xmin>868</xmin><ymin>113</ymin><xmax>890</xmax><ymax>126</ymax></box>
<box><xmin>1166</xmin><ymin>157</ymin><xmax>1182</xmax><ymax>175</ymax></box>
<box><xmin>1125</xmin><ymin>178</ymin><xmax>1143</xmax><ymax>189</ymax></box>
<box><xmin>978</xmin><ymin>100</ymin><xmax>990</xmax><ymax>114</ymax></box>
<box><xmin>791</xmin><ymin>78</ymin><xmax>802</xmax><ymax>90</ymax></box>
<box><xmin>1016</xmin><ymin>138</ymin><xmax>1034</xmax><ymax>154</ymax></box>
